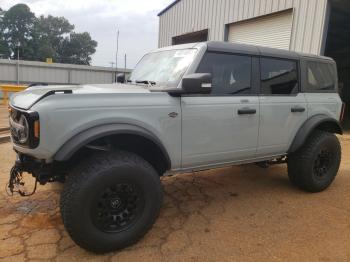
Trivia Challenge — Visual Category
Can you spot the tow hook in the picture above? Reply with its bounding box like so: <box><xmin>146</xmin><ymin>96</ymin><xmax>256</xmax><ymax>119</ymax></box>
<box><xmin>7</xmin><ymin>158</ymin><xmax>37</xmax><ymax>197</ymax></box>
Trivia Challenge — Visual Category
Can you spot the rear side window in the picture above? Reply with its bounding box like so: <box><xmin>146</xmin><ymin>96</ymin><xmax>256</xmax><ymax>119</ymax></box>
<box><xmin>260</xmin><ymin>58</ymin><xmax>299</xmax><ymax>95</ymax></box>
<box><xmin>196</xmin><ymin>52</ymin><xmax>252</xmax><ymax>95</ymax></box>
<box><xmin>306</xmin><ymin>61</ymin><xmax>336</xmax><ymax>92</ymax></box>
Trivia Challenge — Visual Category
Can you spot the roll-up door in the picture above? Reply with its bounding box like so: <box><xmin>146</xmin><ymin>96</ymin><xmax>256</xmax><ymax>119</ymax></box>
<box><xmin>228</xmin><ymin>11</ymin><xmax>293</xmax><ymax>50</ymax></box>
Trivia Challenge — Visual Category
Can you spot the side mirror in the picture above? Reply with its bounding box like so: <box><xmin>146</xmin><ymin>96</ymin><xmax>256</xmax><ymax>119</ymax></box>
<box><xmin>116</xmin><ymin>73</ymin><xmax>125</xmax><ymax>83</ymax></box>
<box><xmin>181</xmin><ymin>73</ymin><xmax>212</xmax><ymax>94</ymax></box>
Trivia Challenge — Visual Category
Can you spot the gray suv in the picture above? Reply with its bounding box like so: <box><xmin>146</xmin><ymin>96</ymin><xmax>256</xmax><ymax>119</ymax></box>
<box><xmin>8</xmin><ymin>41</ymin><xmax>345</xmax><ymax>253</ymax></box>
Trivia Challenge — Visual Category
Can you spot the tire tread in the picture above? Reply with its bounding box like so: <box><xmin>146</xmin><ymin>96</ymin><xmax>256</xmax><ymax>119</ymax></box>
<box><xmin>60</xmin><ymin>150</ymin><xmax>162</xmax><ymax>253</ymax></box>
<box><xmin>287</xmin><ymin>130</ymin><xmax>341</xmax><ymax>192</ymax></box>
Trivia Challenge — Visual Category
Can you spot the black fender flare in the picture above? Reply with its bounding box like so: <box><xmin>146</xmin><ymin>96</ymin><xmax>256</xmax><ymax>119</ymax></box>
<box><xmin>288</xmin><ymin>114</ymin><xmax>343</xmax><ymax>153</ymax></box>
<box><xmin>53</xmin><ymin>124</ymin><xmax>171</xmax><ymax>169</ymax></box>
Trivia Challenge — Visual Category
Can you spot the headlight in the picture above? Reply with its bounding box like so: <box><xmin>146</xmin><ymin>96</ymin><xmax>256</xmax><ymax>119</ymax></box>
<box><xmin>17</xmin><ymin>115</ymin><xmax>29</xmax><ymax>143</ymax></box>
<box><xmin>9</xmin><ymin>106</ymin><xmax>40</xmax><ymax>148</ymax></box>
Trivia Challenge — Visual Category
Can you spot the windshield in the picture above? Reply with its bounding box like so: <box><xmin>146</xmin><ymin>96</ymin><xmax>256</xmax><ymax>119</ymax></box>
<box><xmin>129</xmin><ymin>49</ymin><xmax>197</xmax><ymax>88</ymax></box>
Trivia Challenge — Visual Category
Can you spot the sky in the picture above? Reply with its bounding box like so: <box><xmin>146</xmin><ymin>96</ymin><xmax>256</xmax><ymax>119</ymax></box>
<box><xmin>0</xmin><ymin>0</ymin><xmax>173</xmax><ymax>69</ymax></box>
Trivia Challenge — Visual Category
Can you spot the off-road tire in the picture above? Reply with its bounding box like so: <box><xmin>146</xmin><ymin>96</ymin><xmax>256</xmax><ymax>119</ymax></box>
<box><xmin>287</xmin><ymin>130</ymin><xmax>341</xmax><ymax>193</ymax></box>
<box><xmin>60</xmin><ymin>150</ymin><xmax>163</xmax><ymax>253</ymax></box>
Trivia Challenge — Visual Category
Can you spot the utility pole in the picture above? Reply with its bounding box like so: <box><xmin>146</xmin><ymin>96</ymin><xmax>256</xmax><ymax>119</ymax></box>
<box><xmin>16</xmin><ymin>42</ymin><xmax>20</xmax><ymax>85</ymax></box>
<box><xmin>124</xmin><ymin>53</ymin><xmax>127</xmax><ymax>79</ymax></box>
<box><xmin>114</xmin><ymin>29</ymin><xmax>119</xmax><ymax>83</ymax></box>
<box><xmin>116</xmin><ymin>30</ymin><xmax>119</xmax><ymax>72</ymax></box>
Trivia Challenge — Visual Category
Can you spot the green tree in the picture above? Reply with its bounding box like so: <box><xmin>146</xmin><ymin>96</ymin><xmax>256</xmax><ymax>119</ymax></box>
<box><xmin>0</xmin><ymin>41</ymin><xmax>9</xmax><ymax>59</ymax></box>
<box><xmin>0</xmin><ymin>7</ymin><xmax>10</xmax><ymax>58</ymax></box>
<box><xmin>2</xmin><ymin>4</ymin><xmax>37</xmax><ymax>60</ymax></box>
<box><xmin>1</xmin><ymin>4</ymin><xmax>98</xmax><ymax>64</ymax></box>
<box><xmin>34</xmin><ymin>15</ymin><xmax>74</xmax><ymax>61</ymax></box>
<box><xmin>60</xmin><ymin>32</ymin><xmax>97</xmax><ymax>65</ymax></box>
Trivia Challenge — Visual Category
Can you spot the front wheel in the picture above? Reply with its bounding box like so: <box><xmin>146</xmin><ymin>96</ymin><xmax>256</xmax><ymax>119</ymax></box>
<box><xmin>60</xmin><ymin>151</ymin><xmax>163</xmax><ymax>253</ymax></box>
<box><xmin>287</xmin><ymin>130</ymin><xmax>341</xmax><ymax>193</ymax></box>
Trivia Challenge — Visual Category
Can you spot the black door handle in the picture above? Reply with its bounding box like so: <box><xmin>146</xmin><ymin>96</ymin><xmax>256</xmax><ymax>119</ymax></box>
<box><xmin>291</xmin><ymin>106</ymin><xmax>306</xmax><ymax>113</ymax></box>
<box><xmin>238</xmin><ymin>108</ymin><xmax>257</xmax><ymax>115</ymax></box>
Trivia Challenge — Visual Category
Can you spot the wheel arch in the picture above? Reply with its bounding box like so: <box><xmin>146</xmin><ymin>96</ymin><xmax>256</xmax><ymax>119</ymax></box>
<box><xmin>288</xmin><ymin>114</ymin><xmax>343</xmax><ymax>153</ymax></box>
<box><xmin>54</xmin><ymin>124</ymin><xmax>171</xmax><ymax>174</ymax></box>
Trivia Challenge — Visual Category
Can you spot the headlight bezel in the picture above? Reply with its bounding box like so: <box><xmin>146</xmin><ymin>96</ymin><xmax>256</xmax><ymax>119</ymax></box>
<box><xmin>9</xmin><ymin>105</ymin><xmax>40</xmax><ymax>148</ymax></box>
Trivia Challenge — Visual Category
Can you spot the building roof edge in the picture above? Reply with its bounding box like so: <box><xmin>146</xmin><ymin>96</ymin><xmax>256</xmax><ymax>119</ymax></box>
<box><xmin>157</xmin><ymin>0</ymin><xmax>181</xmax><ymax>16</ymax></box>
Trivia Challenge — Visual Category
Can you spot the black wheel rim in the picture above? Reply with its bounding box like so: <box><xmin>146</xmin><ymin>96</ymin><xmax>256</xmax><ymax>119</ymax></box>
<box><xmin>91</xmin><ymin>183</ymin><xmax>144</xmax><ymax>233</ymax></box>
<box><xmin>313</xmin><ymin>149</ymin><xmax>332</xmax><ymax>179</ymax></box>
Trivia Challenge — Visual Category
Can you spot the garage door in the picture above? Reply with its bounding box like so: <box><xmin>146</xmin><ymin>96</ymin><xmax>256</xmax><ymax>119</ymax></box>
<box><xmin>228</xmin><ymin>11</ymin><xmax>293</xmax><ymax>50</ymax></box>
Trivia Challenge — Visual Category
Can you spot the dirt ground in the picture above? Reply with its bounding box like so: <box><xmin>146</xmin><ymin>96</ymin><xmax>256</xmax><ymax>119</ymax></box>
<box><xmin>0</xmin><ymin>105</ymin><xmax>9</xmax><ymax>129</ymax></box>
<box><xmin>0</xmin><ymin>134</ymin><xmax>349</xmax><ymax>262</ymax></box>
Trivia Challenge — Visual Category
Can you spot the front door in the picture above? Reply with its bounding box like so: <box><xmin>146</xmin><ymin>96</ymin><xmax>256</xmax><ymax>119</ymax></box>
<box><xmin>181</xmin><ymin>52</ymin><xmax>260</xmax><ymax>168</ymax></box>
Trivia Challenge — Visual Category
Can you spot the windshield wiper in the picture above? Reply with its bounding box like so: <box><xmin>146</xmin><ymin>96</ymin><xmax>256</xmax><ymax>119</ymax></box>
<box><xmin>135</xmin><ymin>80</ymin><xmax>156</xmax><ymax>86</ymax></box>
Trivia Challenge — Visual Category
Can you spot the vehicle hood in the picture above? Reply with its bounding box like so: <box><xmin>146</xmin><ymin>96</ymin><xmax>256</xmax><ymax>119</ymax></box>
<box><xmin>10</xmin><ymin>83</ymin><xmax>151</xmax><ymax>110</ymax></box>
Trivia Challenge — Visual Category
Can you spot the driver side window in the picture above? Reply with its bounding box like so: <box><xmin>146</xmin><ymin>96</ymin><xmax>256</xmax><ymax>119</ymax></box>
<box><xmin>196</xmin><ymin>52</ymin><xmax>252</xmax><ymax>95</ymax></box>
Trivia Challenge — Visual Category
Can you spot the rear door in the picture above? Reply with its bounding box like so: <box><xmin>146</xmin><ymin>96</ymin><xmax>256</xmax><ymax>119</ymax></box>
<box><xmin>181</xmin><ymin>52</ymin><xmax>260</xmax><ymax>168</ymax></box>
<box><xmin>257</xmin><ymin>57</ymin><xmax>308</xmax><ymax>156</ymax></box>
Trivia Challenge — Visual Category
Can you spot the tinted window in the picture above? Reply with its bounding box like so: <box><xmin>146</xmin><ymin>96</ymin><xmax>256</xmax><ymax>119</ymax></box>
<box><xmin>260</xmin><ymin>58</ymin><xmax>298</xmax><ymax>95</ymax></box>
<box><xmin>306</xmin><ymin>61</ymin><xmax>336</xmax><ymax>92</ymax></box>
<box><xmin>196</xmin><ymin>52</ymin><xmax>252</xmax><ymax>95</ymax></box>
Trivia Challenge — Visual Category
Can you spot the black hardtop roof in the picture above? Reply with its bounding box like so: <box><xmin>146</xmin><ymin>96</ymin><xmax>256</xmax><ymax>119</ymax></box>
<box><xmin>205</xmin><ymin>41</ymin><xmax>334</xmax><ymax>62</ymax></box>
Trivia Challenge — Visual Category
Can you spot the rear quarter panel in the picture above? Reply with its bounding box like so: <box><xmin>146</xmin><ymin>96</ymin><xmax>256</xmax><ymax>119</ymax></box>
<box><xmin>304</xmin><ymin>93</ymin><xmax>342</xmax><ymax>120</ymax></box>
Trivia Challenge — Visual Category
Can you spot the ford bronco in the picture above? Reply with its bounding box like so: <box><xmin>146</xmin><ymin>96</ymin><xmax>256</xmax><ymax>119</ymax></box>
<box><xmin>8</xmin><ymin>41</ymin><xmax>345</xmax><ymax>253</ymax></box>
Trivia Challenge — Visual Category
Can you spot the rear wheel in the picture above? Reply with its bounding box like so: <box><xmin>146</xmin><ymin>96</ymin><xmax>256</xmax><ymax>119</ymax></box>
<box><xmin>60</xmin><ymin>151</ymin><xmax>163</xmax><ymax>253</ymax></box>
<box><xmin>287</xmin><ymin>130</ymin><xmax>341</xmax><ymax>192</ymax></box>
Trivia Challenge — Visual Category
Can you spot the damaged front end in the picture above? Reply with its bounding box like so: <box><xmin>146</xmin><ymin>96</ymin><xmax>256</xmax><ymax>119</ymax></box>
<box><xmin>7</xmin><ymin>104</ymin><xmax>65</xmax><ymax>196</ymax></box>
<box><xmin>7</xmin><ymin>153</ymin><xmax>66</xmax><ymax>197</ymax></box>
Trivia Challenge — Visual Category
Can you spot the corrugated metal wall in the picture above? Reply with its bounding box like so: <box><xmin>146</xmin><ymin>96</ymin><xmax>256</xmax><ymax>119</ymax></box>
<box><xmin>0</xmin><ymin>59</ymin><xmax>131</xmax><ymax>85</ymax></box>
<box><xmin>158</xmin><ymin>0</ymin><xmax>329</xmax><ymax>55</ymax></box>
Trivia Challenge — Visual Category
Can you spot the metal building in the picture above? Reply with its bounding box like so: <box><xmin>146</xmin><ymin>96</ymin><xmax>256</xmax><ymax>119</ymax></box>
<box><xmin>158</xmin><ymin>0</ymin><xmax>350</xmax><ymax>107</ymax></box>
<box><xmin>0</xmin><ymin>59</ymin><xmax>131</xmax><ymax>86</ymax></box>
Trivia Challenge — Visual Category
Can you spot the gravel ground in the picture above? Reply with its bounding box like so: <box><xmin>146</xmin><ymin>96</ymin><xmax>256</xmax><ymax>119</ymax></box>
<box><xmin>0</xmin><ymin>136</ymin><xmax>349</xmax><ymax>261</ymax></box>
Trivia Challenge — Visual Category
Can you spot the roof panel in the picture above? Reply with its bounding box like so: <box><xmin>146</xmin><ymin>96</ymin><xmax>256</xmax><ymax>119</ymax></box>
<box><xmin>207</xmin><ymin>41</ymin><xmax>260</xmax><ymax>55</ymax></box>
